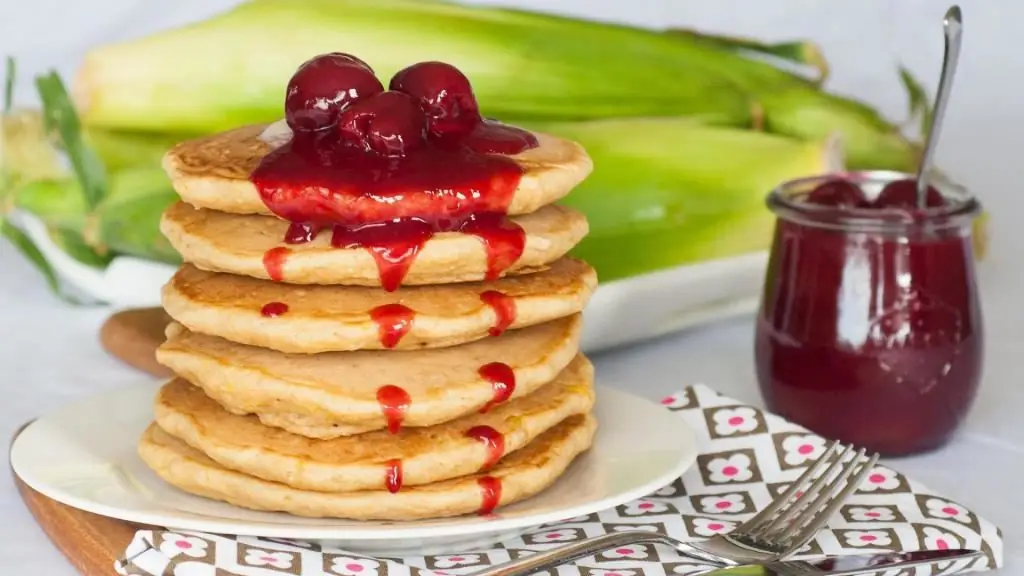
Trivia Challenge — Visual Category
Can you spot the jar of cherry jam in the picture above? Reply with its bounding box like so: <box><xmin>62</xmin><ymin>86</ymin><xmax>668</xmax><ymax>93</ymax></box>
<box><xmin>754</xmin><ymin>171</ymin><xmax>983</xmax><ymax>456</ymax></box>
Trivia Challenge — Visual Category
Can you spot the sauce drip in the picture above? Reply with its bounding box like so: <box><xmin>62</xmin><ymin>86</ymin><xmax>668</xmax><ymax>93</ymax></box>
<box><xmin>260</xmin><ymin>302</ymin><xmax>289</xmax><ymax>317</ymax></box>
<box><xmin>369</xmin><ymin>303</ymin><xmax>416</xmax><ymax>348</ymax></box>
<box><xmin>478</xmin><ymin>363</ymin><xmax>516</xmax><ymax>413</ymax></box>
<box><xmin>250</xmin><ymin>117</ymin><xmax>535</xmax><ymax>291</ymax></box>
<box><xmin>480</xmin><ymin>291</ymin><xmax>516</xmax><ymax>337</ymax></box>
<box><xmin>376</xmin><ymin>385</ymin><xmax>411</xmax><ymax>435</ymax></box>
<box><xmin>466</xmin><ymin>425</ymin><xmax>505</xmax><ymax>470</ymax></box>
<box><xmin>262</xmin><ymin>247</ymin><xmax>291</xmax><ymax>282</ymax></box>
<box><xmin>477</xmin><ymin>476</ymin><xmax>502</xmax><ymax>515</ymax></box>
<box><xmin>384</xmin><ymin>458</ymin><xmax>403</xmax><ymax>494</ymax></box>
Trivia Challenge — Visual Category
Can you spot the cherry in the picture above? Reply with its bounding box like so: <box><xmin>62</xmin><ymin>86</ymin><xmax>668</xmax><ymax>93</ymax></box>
<box><xmin>875</xmin><ymin>179</ymin><xmax>947</xmax><ymax>209</ymax></box>
<box><xmin>390</xmin><ymin>61</ymin><xmax>481</xmax><ymax>136</ymax></box>
<box><xmin>337</xmin><ymin>91</ymin><xmax>427</xmax><ymax>157</ymax></box>
<box><xmin>805</xmin><ymin>179</ymin><xmax>869</xmax><ymax>208</ymax></box>
<box><xmin>285</xmin><ymin>52</ymin><xmax>384</xmax><ymax>132</ymax></box>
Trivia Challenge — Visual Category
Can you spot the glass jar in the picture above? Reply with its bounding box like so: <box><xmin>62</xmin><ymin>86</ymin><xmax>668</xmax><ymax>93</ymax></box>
<box><xmin>754</xmin><ymin>171</ymin><xmax>984</xmax><ymax>456</ymax></box>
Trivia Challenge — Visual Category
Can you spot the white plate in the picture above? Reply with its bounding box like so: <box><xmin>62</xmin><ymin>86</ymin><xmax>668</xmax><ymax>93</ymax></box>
<box><xmin>9</xmin><ymin>210</ymin><xmax>767</xmax><ymax>354</ymax></box>
<box><xmin>11</xmin><ymin>381</ymin><xmax>699</xmax><ymax>555</ymax></box>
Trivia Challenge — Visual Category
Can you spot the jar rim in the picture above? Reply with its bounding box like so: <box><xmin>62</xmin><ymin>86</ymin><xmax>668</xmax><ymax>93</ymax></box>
<box><xmin>767</xmin><ymin>170</ymin><xmax>982</xmax><ymax>233</ymax></box>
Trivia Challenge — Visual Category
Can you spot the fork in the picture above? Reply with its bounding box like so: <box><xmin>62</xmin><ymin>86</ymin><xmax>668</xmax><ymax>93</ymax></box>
<box><xmin>476</xmin><ymin>442</ymin><xmax>880</xmax><ymax>576</ymax></box>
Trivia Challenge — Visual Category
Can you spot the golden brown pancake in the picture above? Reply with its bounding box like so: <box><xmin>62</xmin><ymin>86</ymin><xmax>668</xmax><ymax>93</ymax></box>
<box><xmin>159</xmin><ymin>319</ymin><xmax>589</xmax><ymax>436</ymax></box>
<box><xmin>153</xmin><ymin>373</ymin><xmax>593</xmax><ymax>492</ymax></box>
<box><xmin>138</xmin><ymin>414</ymin><xmax>596</xmax><ymax>520</ymax></box>
<box><xmin>160</xmin><ymin>202</ymin><xmax>588</xmax><ymax>286</ymax></box>
<box><xmin>162</xmin><ymin>259</ymin><xmax>596</xmax><ymax>353</ymax></box>
<box><xmin>163</xmin><ymin>123</ymin><xmax>593</xmax><ymax>218</ymax></box>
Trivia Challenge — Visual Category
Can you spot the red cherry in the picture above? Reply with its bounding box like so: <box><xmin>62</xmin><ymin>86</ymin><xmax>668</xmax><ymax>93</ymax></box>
<box><xmin>805</xmin><ymin>179</ymin><xmax>868</xmax><ymax>208</ymax></box>
<box><xmin>875</xmin><ymin>179</ymin><xmax>946</xmax><ymax>209</ymax></box>
<box><xmin>285</xmin><ymin>53</ymin><xmax>384</xmax><ymax>132</ymax></box>
<box><xmin>389</xmin><ymin>61</ymin><xmax>481</xmax><ymax>136</ymax></box>
<box><xmin>337</xmin><ymin>91</ymin><xmax>427</xmax><ymax>157</ymax></box>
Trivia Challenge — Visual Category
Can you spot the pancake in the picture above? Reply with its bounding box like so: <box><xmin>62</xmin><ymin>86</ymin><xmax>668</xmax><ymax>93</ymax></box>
<box><xmin>163</xmin><ymin>123</ymin><xmax>593</xmax><ymax>219</ymax></box>
<box><xmin>160</xmin><ymin>201</ymin><xmax>588</xmax><ymax>286</ymax></box>
<box><xmin>153</xmin><ymin>370</ymin><xmax>594</xmax><ymax>492</ymax></box>
<box><xmin>162</xmin><ymin>259</ymin><xmax>595</xmax><ymax>353</ymax></box>
<box><xmin>139</xmin><ymin>414</ymin><xmax>597</xmax><ymax>520</ymax></box>
<box><xmin>157</xmin><ymin>318</ymin><xmax>585</xmax><ymax>438</ymax></box>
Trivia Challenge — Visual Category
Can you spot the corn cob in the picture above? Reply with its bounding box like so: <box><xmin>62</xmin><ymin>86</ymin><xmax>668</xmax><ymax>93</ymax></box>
<box><xmin>70</xmin><ymin>0</ymin><xmax>920</xmax><ymax>171</ymax></box>
<box><xmin>524</xmin><ymin>119</ymin><xmax>839</xmax><ymax>280</ymax></box>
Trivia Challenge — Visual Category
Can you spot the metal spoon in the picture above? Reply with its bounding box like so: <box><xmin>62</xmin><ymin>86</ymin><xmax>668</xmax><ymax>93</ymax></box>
<box><xmin>916</xmin><ymin>5</ymin><xmax>963</xmax><ymax>208</ymax></box>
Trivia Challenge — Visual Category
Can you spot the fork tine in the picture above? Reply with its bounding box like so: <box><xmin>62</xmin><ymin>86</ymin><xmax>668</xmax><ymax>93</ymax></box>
<box><xmin>780</xmin><ymin>452</ymin><xmax>880</xmax><ymax>556</ymax></box>
<box><xmin>766</xmin><ymin>447</ymin><xmax>865</xmax><ymax>542</ymax></box>
<box><xmin>746</xmin><ymin>444</ymin><xmax>857</xmax><ymax>538</ymax></box>
<box><xmin>734</xmin><ymin>440</ymin><xmax>839</xmax><ymax>534</ymax></box>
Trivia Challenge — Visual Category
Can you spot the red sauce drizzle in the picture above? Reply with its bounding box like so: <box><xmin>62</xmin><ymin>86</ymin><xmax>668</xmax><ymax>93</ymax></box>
<box><xmin>477</xmin><ymin>476</ymin><xmax>503</xmax><ymax>515</ymax></box>
<box><xmin>466</xmin><ymin>425</ymin><xmax>505</xmax><ymax>470</ymax></box>
<box><xmin>480</xmin><ymin>291</ymin><xmax>516</xmax><ymax>337</ymax></box>
<box><xmin>384</xmin><ymin>458</ymin><xmax>403</xmax><ymax>494</ymax></box>
<box><xmin>478</xmin><ymin>362</ymin><xmax>516</xmax><ymax>413</ymax></box>
<box><xmin>369</xmin><ymin>303</ymin><xmax>416</xmax><ymax>348</ymax></box>
<box><xmin>250</xmin><ymin>119</ymin><xmax>536</xmax><ymax>291</ymax></box>
<box><xmin>376</xmin><ymin>385</ymin><xmax>411</xmax><ymax>435</ymax></box>
<box><xmin>260</xmin><ymin>302</ymin><xmax>289</xmax><ymax>317</ymax></box>
<box><xmin>262</xmin><ymin>247</ymin><xmax>291</xmax><ymax>282</ymax></box>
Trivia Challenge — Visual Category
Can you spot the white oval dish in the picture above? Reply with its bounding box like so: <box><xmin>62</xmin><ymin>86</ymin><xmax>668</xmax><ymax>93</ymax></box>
<box><xmin>11</xmin><ymin>381</ymin><xmax>699</xmax><ymax>556</ymax></box>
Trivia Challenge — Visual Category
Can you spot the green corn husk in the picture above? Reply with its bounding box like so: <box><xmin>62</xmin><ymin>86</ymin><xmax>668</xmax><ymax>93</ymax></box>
<box><xmin>70</xmin><ymin>0</ymin><xmax>921</xmax><ymax>171</ymax></box>
<box><xmin>11</xmin><ymin>167</ymin><xmax>181</xmax><ymax>263</ymax></box>
<box><xmin>74</xmin><ymin>0</ymin><xmax>758</xmax><ymax>132</ymax></box>
<box><xmin>524</xmin><ymin>118</ymin><xmax>839</xmax><ymax>281</ymax></box>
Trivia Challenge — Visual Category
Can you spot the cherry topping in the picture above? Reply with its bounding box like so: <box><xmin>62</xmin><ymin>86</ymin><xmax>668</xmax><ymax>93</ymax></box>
<box><xmin>390</xmin><ymin>61</ymin><xmax>481</xmax><ymax>137</ymax></box>
<box><xmin>875</xmin><ymin>178</ymin><xmax>947</xmax><ymax>209</ymax></box>
<box><xmin>285</xmin><ymin>52</ymin><xmax>384</xmax><ymax>132</ymax></box>
<box><xmin>805</xmin><ymin>179</ymin><xmax>869</xmax><ymax>208</ymax></box>
<box><xmin>338</xmin><ymin>91</ymin><xmax>427</xmax><ymax>157</ymax></box>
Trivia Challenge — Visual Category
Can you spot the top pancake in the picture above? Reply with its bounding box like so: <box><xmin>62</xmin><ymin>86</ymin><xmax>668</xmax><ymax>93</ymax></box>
<box><xmin>163</xmin><ymin>123</ymin><xmax>593</xmax><ymax>217</ymax></box>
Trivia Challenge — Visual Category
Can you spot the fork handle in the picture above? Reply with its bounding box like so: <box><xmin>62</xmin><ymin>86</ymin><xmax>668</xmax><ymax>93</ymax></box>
<box><xmin>473</xmin><ymin>532</ymin><xmax>726</xmax><ymax>576</ymax></box>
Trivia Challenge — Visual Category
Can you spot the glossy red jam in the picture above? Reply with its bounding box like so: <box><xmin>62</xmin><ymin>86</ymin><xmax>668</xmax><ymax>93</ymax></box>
<box><xmin>250</xmin><ymin>55</ymin><xmax>539</xmax><ymax>290</ymax></box>
<box><xmin>754</xmin><ymin>173</ymin><xmax>984</xmax><ymax>456</ymax></box>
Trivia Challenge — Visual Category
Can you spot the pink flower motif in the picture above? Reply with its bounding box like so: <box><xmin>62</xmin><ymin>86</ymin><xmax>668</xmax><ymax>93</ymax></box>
<box><xmin>602</xmin><ymin>544</ymin><xmax>648</xmax><ymax>560</ymax></box>
<box><xmin>698</xmin><ymin>494</ymin><xmax>746</xmax><ymax>514</ymax></box>
<box><xmin>158</xmin><ymin>533</ymin><xmax>208</xmax><ymax>559</ymax></box>
<box><xmin>859</xmin><ymin>467</ymin><xmax>900</xmax><ymax>491</ymax></box>
<box><xmin>925</xmin><ymin>498</ymin><xmax>971</xmax><ymax>523</ymax></box>
<box><xmin>781</xmin><ymin>435</ymin><xmax>827</xmax><ymax>466</ymax></box>
<box><xmin>922</xmin><ymin>526</ymin><xmax>961</xmax><ymax>551</ymax></box>
<box><xmin>533</xmin><ymin>529</ymin><xmax>578</xmax><ymax>542</ymax></box>
<box><xmin>660</xmin><ymin>393</ymin><xmax>691</xmax><ymax>409</ymax></box>
<box><xmin>330</xmin><ymin>557</ymin><xmax>379</xmax><ymax>576</ymax></box>
<box><xmin>706</xmin><ymin>454</ymin><xmax>753</xmax><ymax>483</ymax></box>
<box><xmin>622</xmin><ymin>500</ymin><xmax>669</xmax><ymax>515</ymax></box>
<box><xmin>691</xmin><ymin>517</ymin><xmax>736</xmax><ymax>537</ymax></box>
<box><xmin>430</xmin><ymin>554</ymin><xmax>481</xmax><ymax>568</ymax></box>
<box><xmin>712</xmin><ymin>407</ymin><xmax>759</xmax><ymax>435</ymax></box>
<box><xmin>847</xmin><ymin>506</ymin><xmax>896</xmax><ymax>522</ymax></box>
<box><xmin>843</xmin><ymin>530</ymin><xmax>891</xmax><ymax>547</ymax></box>
<box><xmin>244</xmin><ymin>549</ymin><xmax>294</xmax><ymax>569</ymax></box>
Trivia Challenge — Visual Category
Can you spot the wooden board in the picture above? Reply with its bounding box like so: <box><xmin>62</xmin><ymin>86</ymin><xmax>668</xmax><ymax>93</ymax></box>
<box><xmin>12</xmin><ymin>308</ymin><xmax>170</xmax><ymax>575</ymax></box>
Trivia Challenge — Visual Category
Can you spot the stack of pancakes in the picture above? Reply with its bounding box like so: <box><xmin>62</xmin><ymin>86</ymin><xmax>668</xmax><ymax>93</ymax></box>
<box><xmin>137</xmin><ymin>123</ymin><xmax>600</xmax><ymax>520</ymax></box>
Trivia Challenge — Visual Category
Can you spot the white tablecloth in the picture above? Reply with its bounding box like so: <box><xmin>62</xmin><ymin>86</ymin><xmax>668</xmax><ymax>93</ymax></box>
<box><xmin>1</xmin><ymin>0</ymin><xmax>1022</xmax><ymax>572</ymax></box>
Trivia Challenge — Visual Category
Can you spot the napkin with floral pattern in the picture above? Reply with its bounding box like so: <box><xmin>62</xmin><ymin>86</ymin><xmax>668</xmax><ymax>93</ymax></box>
<box><xmin>115</xmin><ymin>384</ymin><xmax>1003</xmax><ymax>576</ymax></box>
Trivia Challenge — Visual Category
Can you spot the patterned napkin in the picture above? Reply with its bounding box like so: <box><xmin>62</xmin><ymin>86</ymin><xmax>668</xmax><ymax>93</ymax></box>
<box><xmin>115</xmin><ymin>385</ymin><xmax>1004</xmax><ymax>576</ymax></box>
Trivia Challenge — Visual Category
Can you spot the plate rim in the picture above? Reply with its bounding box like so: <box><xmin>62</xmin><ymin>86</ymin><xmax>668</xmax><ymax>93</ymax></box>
<box><xmin>11</xmin><ymin>381</ymin><xmax>698</xmax><ymax>541</ymax></box>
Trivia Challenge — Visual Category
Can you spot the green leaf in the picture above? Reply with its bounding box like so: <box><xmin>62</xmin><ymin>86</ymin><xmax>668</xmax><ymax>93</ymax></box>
<box><xmin>899</xmin><ymin>65</ymin><xmax>932</xmax><ymax>139</ymax></box>
<box><xmin>0</xmin><ymin>217</ymin><xmax>60</xmax><ymax>293</ymax></box>
<box><xmin>3</xmin><ymin>56</ymin><xmax>14</xmax><ymax>113</ymax></box>
<box><xmin>47</xmin><ymin>227</ymin><xmax>112</xmax><ymax>268</ymax></box>
<box><xmin>34</xmin><ymin>71</ymin><xmax>108</xmax><ymax>210</ymax></box>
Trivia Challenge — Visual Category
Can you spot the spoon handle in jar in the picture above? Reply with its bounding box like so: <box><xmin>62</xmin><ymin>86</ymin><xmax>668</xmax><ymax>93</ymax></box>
<box><xmin>916</xmin><ymin>5</ymin><xmax>963</xmax><ymax>207</ymax></box>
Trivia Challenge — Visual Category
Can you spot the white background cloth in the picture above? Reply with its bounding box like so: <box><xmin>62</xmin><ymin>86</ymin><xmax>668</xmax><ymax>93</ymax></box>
<box><xmin>0</xmin><ymin>0</ymin><xmax>1022</xmax><ymax>573</ymax></box>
